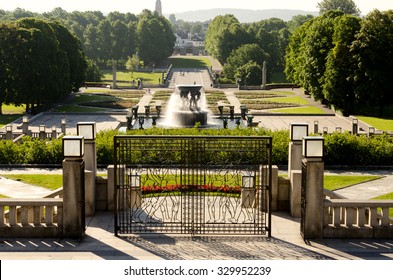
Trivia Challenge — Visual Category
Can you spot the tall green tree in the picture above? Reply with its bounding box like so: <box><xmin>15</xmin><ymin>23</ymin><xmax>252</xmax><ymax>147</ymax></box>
<box><xmin>17</xmin><ymin>18</ymin><xmax>87</xmax><ymax>93</ymax></box>
<box><xmin>205</xmin><ymin>15</ymin><xmax>249</xmax><ymax>64</ymax></box>
<box><xmin>352</xmin><ymin>10</ymin><xmax>393</xmax><ymax>116</ymax></box>
<box><xmin>285</xmin><ymin>11</ymin><xmax>344</xmax><ymax>100</ymax></box>
<box><xmin>97</xmin><ymin>19</ymin><xmax>113</xmax><ymax>63</ymax></box>
<box><xmin>317</xmin><ymin>0</ymin><xmax>360</xmax><ymax>16</ymax></box>
<box><xmin>285</xmin><ymin>19</ymin><xmax>314</xmax><ymax>87</ymax></box>
<box><xmin>136</xmin><ymin>10</ymin><xmax>175</xmax><ymax>65</ymax></box>
<box><xmin>223</xmin><ymin>44</ymin><xmax>268</xmax><ymax>85</ymax></box>
<box><xmin>323</xmin><ymin>15</ymin><xmax>361</xmax><ymax>115</ymax></box>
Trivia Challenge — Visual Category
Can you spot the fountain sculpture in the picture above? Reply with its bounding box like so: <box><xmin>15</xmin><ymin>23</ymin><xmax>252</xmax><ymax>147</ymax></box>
<box><xmin>125</xmin><ymin>84</ymin><xmax>247</xmax><ymax>130</ymax></box>
<box><xmin>165</xmin><ymin>85</ymin><xmax>209</xmax><ymax>127</ymax></box>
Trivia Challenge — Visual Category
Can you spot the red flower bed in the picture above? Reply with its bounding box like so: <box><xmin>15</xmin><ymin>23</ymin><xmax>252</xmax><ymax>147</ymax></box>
<box><xmin>141</xmin><ymin>184</ymin><xmax>241</xmax><ymax>195</ymax></box>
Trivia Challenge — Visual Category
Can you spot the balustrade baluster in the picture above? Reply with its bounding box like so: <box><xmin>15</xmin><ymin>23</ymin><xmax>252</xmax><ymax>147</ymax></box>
<box><xmin>381</xmin><ymin>207</ymin><xmax>390</xmax><ymax>226</ymax></box>
<box><xmin>345</xmin><ymin>208</ymin><xmax>355</xmax><ymax>227</ymax></box>
<box><xmin>369</xmin><ymin>208</ymin><xmax>379</xmax><ymax>226</ymax></box>
<box><xmin>333</xmin><ymin>207</ymin><xmax>341</xmax><ymax>227</ymax></box>
<box><xmin>0</xmin><ymin>206</ymin><xmax>4</xmax><ymax>227</ymax></box>
<box><xmin>21</xmin><ymin>206</ymin><xmax>29</xmax><ymax>226</ymax></box>
<box><xmin>357</xmin><ymin>207</ymin><xmax>366</xmax><ymax>227</ymax></box>
<box><xmin>33</xmin><ymin>206</ymin><xmax>42</xmax><ymax>226</ymax></box>
<box><xmin>45</xmin><ymin>206</ymin><xmax>54</xmax><ymax>226</ymax></box>
<box><xmin>57</xmin><ymin>206</ymin><xmax>63</xmax><ymax>227</ymax></box>
<box><xmin>9</xmin><ymin>206</ymin><xmax>17</xmax><ymax>226</ymax></box>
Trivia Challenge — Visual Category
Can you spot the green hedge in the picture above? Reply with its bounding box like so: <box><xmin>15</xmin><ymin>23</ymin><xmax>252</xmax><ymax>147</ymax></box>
<box><xmin>0</xmin><ymin>129</ymin><xmax>392</xmax><ymax>166</ymax></box>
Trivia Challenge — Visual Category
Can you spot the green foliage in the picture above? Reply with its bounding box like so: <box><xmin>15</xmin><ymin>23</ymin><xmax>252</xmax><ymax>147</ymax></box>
<box><xmin>352</xmin><ymin>10</ymin><xmax>393</xmax><ymax>116</ymax></box>
<box><xmin>286</xmin><ymin>10</ymin><xmax>393</xmax><ymax>116</ymax></box>
<box><xmin>137</xmin><ymin>10</ymin><xmax>175</xmax><ymax>65</ymax></box>
<box><xmin>205</xmin><ymin>15</ymin><xmax>249</xmax><ymax>64</ymax></box>
<box><xmin>317</xmin><ymin>0</ymin><xmax>361</xmax><ymax>16</ymax></box>
<box><xmin>0</xmin><ymin>129</ymin><xmax>392</xmax><ymax>166</ymax></box>
<box><xmin>0</xmin><ymin>18</ymin><xmax>87</xmax><ymax>111</ymax></box>
<box><xmin>85</xmin><ymin>59</ymin><xmax>102</xmax><ymax>82</ymax></box>
<box><xmin>324</xmin><ymin>133</ymin><xmax>393</xmax><ymax>165</ymax></box>
<box><xmin>0</xmin><ymin>137</ymin><xmax>62</xmax><ymax>164</ymax></box>
<box><xmin>223</xmin><ymin>44</ymin><xmax>267</xmax><ymax>85</ymax></box>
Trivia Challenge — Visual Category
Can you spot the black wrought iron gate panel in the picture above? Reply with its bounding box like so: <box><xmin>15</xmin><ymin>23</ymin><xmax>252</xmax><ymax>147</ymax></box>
<box><xmin>114</xmin><ymin>136</ymin><xmax>272</xmax><ymax>236</ymax></box>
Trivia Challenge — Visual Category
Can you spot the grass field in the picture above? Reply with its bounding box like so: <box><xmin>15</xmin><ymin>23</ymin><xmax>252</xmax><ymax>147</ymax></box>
<box><xmin>268</xmin><ymin>106</ymin><xmax>326</xmax><ymax>114</ymax></box>
<box><xmin>1</xmin><ymin>174</ymin><xmax>63</xmax><ymax>190</ymax></box>
<box><xmin>169</xmin><ymin>56</ymin><xmax>213</xmax><ymax>68</ymax></box>
<box><xmin>1</xmin><ymin>173</ymin><xmax>382</xmax><ymax>193</ymax></box>
<box><xmin>324</xmin><ymin>175</ymin><xmax>382</xmax><ymax>191</ymax></box>
<box><xmin>357</xmin><ymin>116</ymin><xmax>393</xmax><ymax>131</ymax></box>
<box><xmin>101</xmin><ymin>70</ymin><xmax>162</xmax><ymax>84</ymax></box>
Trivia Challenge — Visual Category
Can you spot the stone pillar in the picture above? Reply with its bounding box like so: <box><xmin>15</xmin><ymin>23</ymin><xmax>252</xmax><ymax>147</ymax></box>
<box><xmin>5</xmin><ymin>125</ymin><xmax>13</xmax><ymax>140</ymax></box>
<box><xmin>112</xmin><ymin>60</ymin><xmax>117</xmax><ymax>89</ymax></box>
<box><xmin>22</xmin><ymin>116</ymin><xmax>30</xmax><ymax>135</ymax></box>
<box><xmin>61</xmin><ymin>119</ymin><xmax>67</xmax><ymax>134</ymax></box>
<box><xmin>270</xmin><ymin>165</ymin><xmax>279</xmax><ymax>211</ymax></box>
<box><xmin>84</xmin><ymin>140</ymin><xmax>97</xmax><ymax>216</ymax></box>
<box><xmin>288</xmin><ymin>141</ymin><xmax>302</xmax><ymax>177</ymax></box>
<box><xmin>290</xmin><ymin>170</ymin><xmax>302</xmax><ymax>217</ymax></box>
<box><xmin>107</xmin><ymin>165</ymin><xmax>115</xmax><ymax>211</ymax></box>
<box><xmin>301</xmin><ymin>158</ymin><xmax>324</xmax><ymax>239</ymax></box>
<box><xmin>62</xmin><ymin>157</ymin><xmax>85</xmax><ymax>239</ymax></box>
<box><xmin>261</xmin><ymin>61</ymin><xmax>267</xmax><ymax>90</ymax></box>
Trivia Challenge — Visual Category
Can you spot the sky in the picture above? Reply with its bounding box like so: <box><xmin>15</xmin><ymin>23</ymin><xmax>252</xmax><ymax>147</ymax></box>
<box><xmin>0</xmin><ymin>0</ymin><xmax>392</xmax><ymax>15</ymax></box>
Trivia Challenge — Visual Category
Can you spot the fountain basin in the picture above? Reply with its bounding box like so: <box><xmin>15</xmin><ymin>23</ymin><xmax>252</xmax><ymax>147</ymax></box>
<box><xmin>171</xmin><ymin>109</ymin><xmax>209</xmax><ymax>127</ymax></box>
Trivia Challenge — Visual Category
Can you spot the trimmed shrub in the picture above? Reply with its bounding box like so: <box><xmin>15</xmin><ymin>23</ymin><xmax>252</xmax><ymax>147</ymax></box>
<box><xmin>0</xmin><ymin>129</ymin><xmax>392</xmax><ymax>166</ymax></box>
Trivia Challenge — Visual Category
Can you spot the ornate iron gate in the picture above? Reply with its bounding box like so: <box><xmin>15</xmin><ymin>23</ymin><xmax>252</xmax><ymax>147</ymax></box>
<box><xmin>114</xmin><ymin>135</ymin><xmax>272</xmax><ymax>236</ymax></box>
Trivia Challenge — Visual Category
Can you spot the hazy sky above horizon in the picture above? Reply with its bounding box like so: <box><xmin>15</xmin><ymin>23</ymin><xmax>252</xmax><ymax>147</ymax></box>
<box><xmin>1</xmin><ymin>0</ymin><xmax>392</xmax><ymax>15</ymax></box>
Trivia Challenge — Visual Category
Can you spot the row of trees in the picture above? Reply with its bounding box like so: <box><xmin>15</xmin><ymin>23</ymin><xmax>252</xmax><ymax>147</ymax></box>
<box><xmin>285</xmin><ymin>9</ymin><xmax>393</xmax><ymax>115</ymax></box>
<box><xmin>0</xmin><ymin>8</ymin><xmax>175</xmax><ymax>68</ymax></box>
<box><xmin>0</xmin><ymin>9</ymin><xmax>175</xmax><ymax>113</ymax></box>
<box><xmin>204</xmin><ymin>14</ymin><xmax>311</xmax><ymax>85</ymax></box>
<box><xmin>0</xmin><ymin>18</ymin><xmax>86</xmax><ymax>113</ymax></box>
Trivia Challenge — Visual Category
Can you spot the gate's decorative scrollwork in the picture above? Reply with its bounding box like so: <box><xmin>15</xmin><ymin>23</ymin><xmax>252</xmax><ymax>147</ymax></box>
<box><xmin>114</xmin><ymin>136</ymin><xmax>272</xmax><ymax>236</ymax></box>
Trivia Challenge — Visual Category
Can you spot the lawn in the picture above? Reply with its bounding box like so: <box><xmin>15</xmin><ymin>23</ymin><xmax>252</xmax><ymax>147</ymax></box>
<box><xmin>101</xmin><ymin>70</ymin><xmax>162</xmax><ymax>84</ymax></box>
<box><xmin>169</xmin><ymin>56</ymin><xmax>212</xmax><ymax>68</ymax></box>
<box><xmin>263</xmin><ymin>96</ymin><xmax>310</xmax><ymax>105</ymax></box>
<box><xmin>0</xmin><ymin>104</ymin><xmax>25</xmax><ymax>127</ymax></box>
<box><xmin>373</xmin><ymin>192</ymin><xmax>393</xmax><ymax>217</ymax></box>
<box><xmin>356</xmin><ymin>116</ymin><xmax>393</xmax><ymax>132</ymax></box>
<box><xmin>1</xmin><ymin>173</ymin><xmax>382</xmax><ymax>193</ymax></box>
<box><xmin>268</xmin><ymin>106</ymin><xmax>326</xmax><ymax>114</ymax></box>
<box><xmin>55</xmin><ymin>104</ymin><xmax>108</xmax><ymax>113</ymax></box>
<box><xmin>0</xmin><ymin>114</ymin><xmax>23</xmax><ymax>127</ymax></box>
<box><xmin>324</xmin><ymin>175</ymin><xmax>382</xmax><ymax>191</ymax></box>
<box><xmin>1</xmin><ymin>174</ymin><xmax>63</xmax><ymax>190</ymax></box>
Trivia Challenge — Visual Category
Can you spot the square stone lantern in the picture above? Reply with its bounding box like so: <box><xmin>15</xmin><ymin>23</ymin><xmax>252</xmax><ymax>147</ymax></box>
<box><xmin>77</xmin><ymin>122</ymin><xmax>96</xmax><ymax>141</ymax></box>
<box><xmin>302</xmin><ymin>136</ymin><xmax>324</xmax><ymax>158</ymax></box>
<box><xmin>290</xmin><ymin>123</ymin><xmax>309</xmax><ymax>142</ymax></box>
<box><xmin>63</xmin><ymin>136</ymin><xmax>84</xmax><ymax>158</ymax></box>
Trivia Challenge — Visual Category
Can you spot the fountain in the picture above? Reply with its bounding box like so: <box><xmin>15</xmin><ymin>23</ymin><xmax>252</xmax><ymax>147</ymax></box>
<box><xmin>123</xmin><ymin>84</ymin><xmax>247</xmax><ymax>130</ymax></box>
<box><xmin>164</xmin><ymin>84</ymin><xmax>210</xmax><ymax>127</ymax></box>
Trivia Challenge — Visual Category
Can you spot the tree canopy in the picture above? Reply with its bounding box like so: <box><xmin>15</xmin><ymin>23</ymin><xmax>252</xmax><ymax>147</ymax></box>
<box><xmin>0</xmin><ymin>18</ymin><xmax>87</xmax><ymax>113</ymax></box>
<box><xmin>285</xmin><ymin>10</ymin><xmax>393</xmax><ymax>116</ymax></box>
<box><xmin>317</xmin><ymin>0</ymin><xmax>361</xmax><ymax>16</ymax></box>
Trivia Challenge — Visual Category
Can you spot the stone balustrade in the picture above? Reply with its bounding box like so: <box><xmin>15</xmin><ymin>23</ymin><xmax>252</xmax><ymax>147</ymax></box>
<box><xmin>0</xmin><ymin>198</ymin><xmax>63</xmax><ymax>238</ymax></box>
<box><xmin>323</xmin><ymin>199</ymin><xmax>393</xmax><ymax>238</ymax></box>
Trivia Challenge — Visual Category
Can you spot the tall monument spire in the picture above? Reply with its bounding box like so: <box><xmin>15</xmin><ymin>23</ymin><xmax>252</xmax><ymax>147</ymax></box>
<box><xmin>155</xmin><ymin>0</ymin><xmax>162</xmax><ymax>16</ymax></box>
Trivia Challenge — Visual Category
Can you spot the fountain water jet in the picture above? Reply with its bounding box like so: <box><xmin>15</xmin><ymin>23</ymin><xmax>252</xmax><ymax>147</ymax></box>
<box><xmin>163</xmin><ymin>84</ymin><xmax>212</xmax><ymax>127</ymax></box>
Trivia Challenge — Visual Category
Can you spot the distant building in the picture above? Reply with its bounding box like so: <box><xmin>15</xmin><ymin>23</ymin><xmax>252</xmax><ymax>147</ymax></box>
<box><xmin>174</xmin><ymin>32</ymin><xmax>205</xmax><ymax>55</ymax></box>
<box><xmin>155</xmin><ymin>0</ymin><xmax>162</xmax><ymax>16</ymax></box>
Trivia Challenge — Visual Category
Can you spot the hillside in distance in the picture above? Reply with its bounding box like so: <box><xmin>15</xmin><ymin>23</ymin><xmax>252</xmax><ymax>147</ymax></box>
<box><xmin>170</xmin><ymin>8</ymin><xmax>319</xmax><ymax>23</ymax></box>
